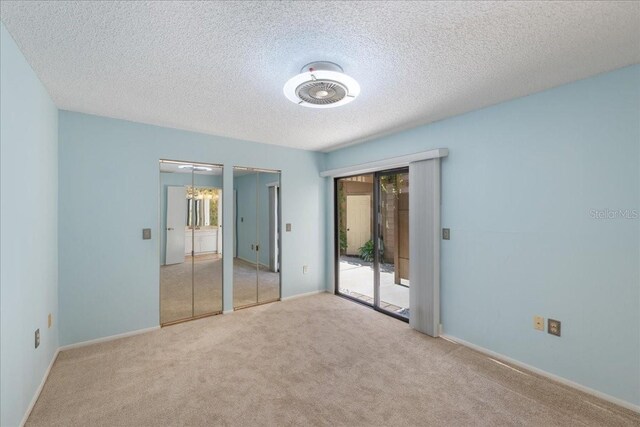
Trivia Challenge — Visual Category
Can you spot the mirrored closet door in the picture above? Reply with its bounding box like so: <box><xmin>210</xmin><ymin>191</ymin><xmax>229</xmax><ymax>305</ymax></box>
<box><xmin>233</xmin><ymin>167</ymin><xmax>281</xmax><ymax>309</ymax></box>
<box><xmin>160</xmin><ymin>160</ymin><xmax>223</xmax><ymax>325</ymax></box>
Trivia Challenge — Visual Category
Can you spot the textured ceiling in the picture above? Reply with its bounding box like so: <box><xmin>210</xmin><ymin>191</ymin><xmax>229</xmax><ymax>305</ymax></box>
<box><xmin>1</xmin><ymin>1</ymin><xmax>639</xmax><ymax>151</ymax></box>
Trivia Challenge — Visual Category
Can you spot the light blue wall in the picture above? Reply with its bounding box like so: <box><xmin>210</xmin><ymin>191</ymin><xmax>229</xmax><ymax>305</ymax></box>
<box><xmin>159</xmin><ymin>171</ymin><xmax>221</xmax><ymax>265</ymax></box>
<box><xmin>324</xmin><ymin>65</ymin><xmax>640</xmax><ymax>406</ymax></box>
<box><xmin>234</xmin><ymin>172</ymin><xmax>259</xmax><ymax>264</ymax></box>
<box><xmin>0</xmin><ymin>23</ymin><xmax>59</xmax><ymax>426</ymax></box>
<box><xmin>59</xmin><ymin>111</ymin><xmax>326</xmax><ymax>346</ymax></box>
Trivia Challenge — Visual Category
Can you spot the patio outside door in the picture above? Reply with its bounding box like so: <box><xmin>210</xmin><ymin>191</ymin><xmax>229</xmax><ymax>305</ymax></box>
<box><xmin>346</xmin><ymin>195</ymin><xmax>371</xmax><ymax>255</ymax></box>
<box><xmin>335</xmin><ymin>169</ymin><xmax>410</xmax><ymax>321</ymax></box>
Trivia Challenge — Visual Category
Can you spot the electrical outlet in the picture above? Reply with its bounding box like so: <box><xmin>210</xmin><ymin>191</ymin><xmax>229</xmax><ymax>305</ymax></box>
<box><xmin>48</xmin><ymin>313</ymin><xmax>52</xmax><ymax>328</ymax></box>
<box><xmin>303</xmin><ymin>265</ymin><xmax>308</xmax><ymax>274</ymax></box>
<box><xmin>35</xmin><ymin>329</ymin><xmax>40</xmax><ymax>348</ymax></box>
<box><xmin>533</xmin><ymin>316</ymin><xmax>544</xmax><ymax>331</ymax></box>
<box><xmin>548</xmin><ymin>319</ymin><xmax>561</xmax><ymax>337</ymax></box>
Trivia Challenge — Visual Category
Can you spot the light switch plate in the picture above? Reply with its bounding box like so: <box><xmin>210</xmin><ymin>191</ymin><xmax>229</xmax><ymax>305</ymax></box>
<box><xmin>35</xmin><ymin>329</ymin><xmax>40</xmax><ymax>349</ymax></box>
<box><xmin>442</xmin><ymin>228</ymin><xmax>450</xmax><ymax>240</ymax></box>
<box><xmin>286</xmin><ymin>223</ymin><xmax>292</xmax><ymax>232</ymax></box>
<box><xmin>142</xmin><ymin>228</ymin><xmax>151</xmax><ymax>240</ymax></box>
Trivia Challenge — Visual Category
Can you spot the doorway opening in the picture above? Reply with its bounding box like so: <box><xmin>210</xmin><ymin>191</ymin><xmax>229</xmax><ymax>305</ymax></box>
<box><xmin>335</xmin><ymin>169</ymin><xmax>409</xmax><ymax>321</ymax></box>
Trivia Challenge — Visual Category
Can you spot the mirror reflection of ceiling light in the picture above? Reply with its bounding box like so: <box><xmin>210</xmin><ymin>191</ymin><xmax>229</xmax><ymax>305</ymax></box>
<box><xmin>283</xmin><ymin>61</ymin><xmax>360</xmax><ymax>108</ymax></box>
<box><xmin>179</xmin><ymin>164</ymin><xmax>212</xmax><ymax>171</ymax></box>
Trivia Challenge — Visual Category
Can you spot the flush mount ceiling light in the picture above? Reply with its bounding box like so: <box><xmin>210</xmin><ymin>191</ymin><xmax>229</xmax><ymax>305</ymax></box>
<box><xmin>283</xmin><ymin>61</ymin><xmax>360</xmax><ymax>108</ymax></box>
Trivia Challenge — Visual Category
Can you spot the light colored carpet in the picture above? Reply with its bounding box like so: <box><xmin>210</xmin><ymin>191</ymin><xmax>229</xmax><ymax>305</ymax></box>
<box><xmin>27</xmin><ymin>294</ymin><xmax>639</xmax><ymax>426</ymax></box>
<box><xmin>160</xmin><ymin>256</ymin><xmax>280</xmax><ymax>324</ymax></box>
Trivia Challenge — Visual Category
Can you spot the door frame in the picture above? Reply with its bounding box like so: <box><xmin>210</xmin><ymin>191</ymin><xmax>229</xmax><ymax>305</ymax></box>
<box><xmin>334</xmin><ymin>168</ymin><xmax>409</xmax><ymax>323</ymax></box>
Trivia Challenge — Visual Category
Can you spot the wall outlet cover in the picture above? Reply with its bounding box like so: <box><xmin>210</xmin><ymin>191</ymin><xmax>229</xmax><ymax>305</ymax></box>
<box><xmin>35</xmin><ymin>329</ymin><xmax>40</xmax><ymax>348</ymax></box>
<box><xmin>548</xmin><ymin>319</ymin><xmax>561</xmax><ymax>337</ymax></box>
<box><xmin>442</xmin><ymin>228</ymin><xmax>450</xmax><ymax>240</ymax></box>
<box><xmin>286</xmin><ymin>223</ymin><xmax>292</xmax><ymax>232</ymax></box>
<box><xmin>142</xmin><ymin>228</ymin><xmax>151</xmax><ymax>239</ymax></box>
<box><xmin>534</xmin><ymin>315</ymin><xmax>544</xmax><ymax>331</ymax></box>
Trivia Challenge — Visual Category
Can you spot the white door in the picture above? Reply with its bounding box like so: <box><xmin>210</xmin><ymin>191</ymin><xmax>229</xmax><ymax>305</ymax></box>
<box><xmin>166</xmin><ymin>186</ymin><xmax>186</xmax><ymax>265</ymax></box>
<box><xmin>217</xmin><ymin>190</ymin><xmax>223</xmax><ymax>254</ymax></box>
<box><xmin>346</xmin><ymin>195</ymin><xmax>371</xmax><ymax>255</ymax></box>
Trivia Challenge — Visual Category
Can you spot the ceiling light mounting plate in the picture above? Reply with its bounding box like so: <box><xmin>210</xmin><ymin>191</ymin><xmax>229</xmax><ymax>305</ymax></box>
<box><xmin>284</xmin><ymin>61</ymin><xmax>359</xmax><ymax>109</ymax></box>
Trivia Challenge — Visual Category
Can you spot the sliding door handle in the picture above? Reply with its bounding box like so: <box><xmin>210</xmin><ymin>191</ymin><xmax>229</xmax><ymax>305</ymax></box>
<box><xmin>167</xmin><ymin>227</ymin><xmax>174</xmax><ymax>231</ymax></box>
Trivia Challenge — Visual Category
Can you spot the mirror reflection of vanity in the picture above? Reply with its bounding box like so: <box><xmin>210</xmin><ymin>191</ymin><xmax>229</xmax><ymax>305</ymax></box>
<box><xmin>185</xmin><ymin>187</ymin><xmax>222</xmax><ymax>256</ymax></box>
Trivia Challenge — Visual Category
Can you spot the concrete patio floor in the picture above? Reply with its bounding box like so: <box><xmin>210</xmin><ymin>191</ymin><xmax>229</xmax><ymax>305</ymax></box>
<box><xmin>338</xmin><ymin>256</ymin><xmax>409</xmax><ymax>317</ymax></box>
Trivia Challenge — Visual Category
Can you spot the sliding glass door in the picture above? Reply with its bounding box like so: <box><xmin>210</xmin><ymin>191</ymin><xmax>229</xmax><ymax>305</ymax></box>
<box><xmin>378</xmin><ymin>170</ymin><xmax>410</xmax><ymax>317</ymax></box>
<box><xmin>336</xmin><ymin>174</ymin><xmax>375</xmax><ymax>304</ymax></box>
<box><xmin>335</xmin><ymin>169</ymin><xmax>409</xmax><ymax>320</ymax></box>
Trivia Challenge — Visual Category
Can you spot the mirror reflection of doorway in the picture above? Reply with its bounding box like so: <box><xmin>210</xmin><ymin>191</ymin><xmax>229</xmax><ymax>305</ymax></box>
<box><xmin>233</xmin><ymin>167</ymin><xmax>281</xmax><ymax>310</ymax></box>
<box><xmin>335</xmin><ymin>169</ymin><xmax>410</xmax><ymax>320</ymax></box>
<box><xmin>159</xmin><ymin>160</ymin><xmax>223</xmax><ymax>325</ymax></box>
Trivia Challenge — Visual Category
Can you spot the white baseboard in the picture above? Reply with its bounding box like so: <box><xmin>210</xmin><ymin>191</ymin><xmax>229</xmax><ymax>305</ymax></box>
<box><xmin>20</xmin><ymin>348</ymin><xmax>60</xmax><ymax>427</ymax></box>
<box><xmin>58</xmin><ymin>326</ymin><xmax>160</xmax><ymax>352</ymax></box>
<box><xmin>440</xmin><ymin>334</ymin><xmax>640</xmax><ymax>414</ymax></box>
<box><xmin>281</xmin><ymin>289</ymin><xmax>326</xmax><ymax>301</ymax></box>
